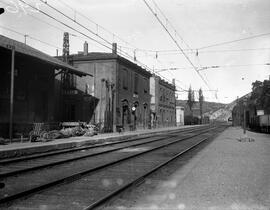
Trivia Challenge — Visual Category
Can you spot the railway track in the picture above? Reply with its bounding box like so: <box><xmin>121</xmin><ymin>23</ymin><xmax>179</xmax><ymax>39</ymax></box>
<box><xmin>0</xmin><ymin>125</ymin><xmax>209</xmax><ymax>176</ymax></box>
<box><xmin>0</xmin><ymin>124</ymin><xmax>228</xmax><ymax>209</ymax></box>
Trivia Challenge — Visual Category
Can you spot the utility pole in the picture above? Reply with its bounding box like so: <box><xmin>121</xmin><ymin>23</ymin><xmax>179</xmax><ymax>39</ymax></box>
<box><xmin>61</xmin><ymin>32</ymin><xmax>70</xmax><ymax>120</ymax></box>
<box><xmin>243</xmin><ymin>97</ymin><xmax>247</xmax><ymax>135</ymax></box>
<box><xmin>100</xmin><ymin>79</ymin><xmax>105</xmax><ymax>129</ymax></box>
<box><xmin>24</xmin><ymin>35</ymin><xmax>28</xmax><ymax>44</ymax></box>
<box><xmin>111</xmin><ymin>83</ymin><xmax>115</xmax><ymax>132</ymax></box>
<box><xmin>63</xmin><ymin>32</ymin><xmax>70</xmax><ymax>62</ymax></box>
<box><xmin>8</xmin><ymin>45</ymin><xmax>15</xmax><ymax>143</ymax></box>
<box><xmin>199</xmin><ymin>88</ymin><xmax>204</xmax><ymax>124</ymax></box>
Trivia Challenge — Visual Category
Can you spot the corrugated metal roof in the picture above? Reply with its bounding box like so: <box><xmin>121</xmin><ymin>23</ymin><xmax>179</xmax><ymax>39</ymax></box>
<box><xmin>0</xmin><ymin>35</ymin><xmax>91</xmax><ymax>77</ymax></box>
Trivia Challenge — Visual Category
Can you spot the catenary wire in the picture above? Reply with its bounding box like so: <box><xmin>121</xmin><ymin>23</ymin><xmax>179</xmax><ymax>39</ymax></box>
<box><xmin>55</xmin><ymin>0</ymin><xmax>136</xmax><ymax>48</ymax></box>
<box><xmin>198</xmin><ymin>32</ymin><xmax>270</xmax><ymax>50</ymax></box>
<box><xmin>142</xmin><ymin>0</ymin><xmax>211</xmax><ymax>90</ymax></box>
<box><xmin>0</xmin><ymin>25</ymin><xmax>62</xmax><ymax>50</ymax></box>
<box><xmin>7</xmin><ymin>0</ymin><xmax>187</xmax><ymax>91</ymax></box>
<box><xmin>17</xmin><ymin>0</ymin><xmax>112</xmax><ymax>50</ymax></box>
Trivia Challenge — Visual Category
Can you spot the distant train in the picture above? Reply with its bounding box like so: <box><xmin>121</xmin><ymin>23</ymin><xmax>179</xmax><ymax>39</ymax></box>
<box><xmin>249</xmin><ymin>114</ymin><xmax>270</xmax><ymax>133</ymax></box>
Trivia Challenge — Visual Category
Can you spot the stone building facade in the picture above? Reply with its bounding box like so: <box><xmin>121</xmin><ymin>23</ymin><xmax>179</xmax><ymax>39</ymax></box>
<box><xmin>150</xmin><ymin>76</ymin><xmax>176</xmax><ymax>128</ymax></box>
<box><xmin>68</xmin><ymin>46</ymin><xmax>152</xmax><ymax>132</ymax></box>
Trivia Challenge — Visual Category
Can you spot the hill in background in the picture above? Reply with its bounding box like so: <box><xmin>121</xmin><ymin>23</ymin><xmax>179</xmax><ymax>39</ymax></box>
<box><xmin>176</xmin><ymin>99</ymin><xmax>236</xmax><ymax>121</ymax></box>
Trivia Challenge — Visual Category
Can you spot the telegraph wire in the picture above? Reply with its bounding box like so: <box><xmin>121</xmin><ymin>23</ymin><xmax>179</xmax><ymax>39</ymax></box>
<box><xmin>118</xmin><ymin>45</ymin><xmax>270</xmax><ymax>55</ymax></box>
<box><xmin>194</xmin><ymin>48</ymin><xmax>215</xmax><ymax>99</ymax></box>
<box><xmin>17</xmin><ymin>0</ymin><xmax>148</xmax><ymax>71</ymax></box>
<box><xmin>198</xmin><ymin>32</ymin><xmax>270</xmax><ymax>50</ymax></box>
<box><xmin>1</xmin><ymin>1</ymin><xmax>70</xmax><ymax>35</ymax></box>
<box><xmin>150</xmin><ymin>0</ymin><xmax>194</xmax><ymax>53</ymax></box>
<box><xmin>142</xmin><ymin>0</ymin><xmax>211</xmax><ymax>90</ymax></box>
<box><xmin>155</xmin><ymin>63</ymin><xmax>270</xmax><ymax>72</ymax></box>
<box><xmin>17</xmin><ymin>0</ymin><xmax>112</xmax><ymax>50</ymax></box>
<box><xmin>48</xmin><ymin>0</ymin><xmax>270</xmax><ymax>59</ymax></box>
<box><xmin>151</xmin><ymin>47</ymin><xmax>270</xmax><ymax>55</ymax></box>
<box><xmin>38</xmin><ymin>0</ymin><xmax>112</xmax><ymax>46</ymax></box>
<box><xmin>2</xmin><ymin>0</ymin><xmax>111</xmax><ymax>54</ymax></box>
<box><xmin>0</xmin><ymin>25</ymin><xmax>62</xmax><ymax>50</ymax></box>
<box><xmin>36</xmin><ymin>0</ymin><xmax>159</xmax><ymax>73</ymax></box>
<box><xmin>10</xmin><ymin>0</ymin><xmax>187</xmax><ymax>91</ymax></box>
<box><xmin>46</xmin><ymin>0</ymin><xmax>171</xmax><ymax>78</ymax></box>
<box><xmin>198</xmin><ymin>63</ymin><xmax>270</xmax><ymax>71</ymax></box>
<box><xmin>0</xmin><ymin>25</ymin><xmax>25</xmax><ymax>36</ymax></box>
<box><xmin>150</xmin><ymin>0</ymin><xmax>216</xmax><ymax>98</ymax></box>
<box><xmin>55</xmin><ymin>0</ymin><xmax>135</xmax><ymax>48</ymax></box>
<box><xmin>0</xmin><ymin>23</ymin><xmax>158</xmax><ymax>83</ymax></box>
<box><xmin>145</xmin><ymin>0</ymin><xmax>211</xmax><ymax>90</ymax></box>
<box><xmin>39</xmin><ymin>0</ymin><xmax>184</xmax><ymax>87</ymax></box>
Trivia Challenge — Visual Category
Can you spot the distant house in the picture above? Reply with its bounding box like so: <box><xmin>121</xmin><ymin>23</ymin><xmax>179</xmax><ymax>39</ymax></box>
<box><xmin>62</xmin><ymin>43</ymin><xmax>152</xmax><ymax>132</ymax></box>
<box><xmin>150</xmin><ymin>76</ymin><xmax>176</xmax><ymax>128</ymax></box>
<box><xmin>0</xmin><ymin>35</ymin><xmax>89</xmax><ymax>138</ymax></box>
<box><xmin>176</xmin><ymin>105</ymin><xmax>184</xmax><ymax>126</ymax></box>
<box><xmin>176</xmin><ymin>99</ymin><xmax>224</xmax><ymax>124</ymax></box>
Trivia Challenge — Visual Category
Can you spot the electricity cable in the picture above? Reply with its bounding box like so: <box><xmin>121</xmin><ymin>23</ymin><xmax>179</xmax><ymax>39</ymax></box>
<box><xmin>142</xmin><ymin>0</ymin><xmax>211</xmax><ymax>89</ymax></box>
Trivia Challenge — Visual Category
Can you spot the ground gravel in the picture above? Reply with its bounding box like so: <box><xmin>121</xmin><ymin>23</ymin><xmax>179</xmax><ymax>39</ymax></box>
<box><xmin>100</xmin><ymin>127</ymin><xmax>270</xmax><ymax>210</ymax></box>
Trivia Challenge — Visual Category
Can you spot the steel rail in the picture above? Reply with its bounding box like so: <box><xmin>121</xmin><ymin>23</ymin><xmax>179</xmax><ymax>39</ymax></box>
<box><xmin>0</xmin><ymin>125</ymin><xmax>208</xmax><ymax>164</ymax></box>
<box><xmin>0</xmin><ymin>126</ymin><xmax>210</xmax><ymax>177</ymax></box>
<box><xmin>0</xmin><ymin>126</ymin><xmax>218</xmax><ymax>204</ymax></box>
<box><xmin>85</xmin><ymin>126</ymin><xmax>226</xmax><ymax>209</ymax></box>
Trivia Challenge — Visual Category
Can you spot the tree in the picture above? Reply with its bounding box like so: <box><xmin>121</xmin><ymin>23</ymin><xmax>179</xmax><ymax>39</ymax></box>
<box><xmin>187</xmin><ymin>86</ymin><xmax>195</xmax><ymax>117</ymax></box>
<box><xmin>250</xmin><ymin>79</ymin><xmax>270</xmax><ymax>114</ymax></box>
<box><xmin>261</xmin><ymin>80</ymin><xmax>270</xmax><ymax>113</ymax></box>
<box><xmin>199</xmin><ymin>88</ymin><xmax>204</xmax><ymax>124</ymax></box>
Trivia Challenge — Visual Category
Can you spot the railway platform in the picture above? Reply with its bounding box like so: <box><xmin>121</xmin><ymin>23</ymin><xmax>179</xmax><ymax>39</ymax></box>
<box><xmin>103</xmin><ymin>126</ymin><xmax>270</xmax><ymax>210</ymax></box>
<box><xmin>0</xmin><ymin>125</ymin><xmax>201</xmax><ymax>159</ymax></box>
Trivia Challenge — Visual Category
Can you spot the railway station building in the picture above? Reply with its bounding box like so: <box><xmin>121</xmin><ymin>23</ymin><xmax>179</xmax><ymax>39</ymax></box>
<box><xmin>64</xmin><ymin>43</ymin><xmax>152</xmax><ymax>132</ymax></box>
<box><xmin>150</xmin><ymin>76</ymin><xmax>176</xmax><ymax>128</ymax></box>
<box><xmin>0</xmin><ymin>35</ymin><xmax>92</xmax><ymax>138</ymax></box>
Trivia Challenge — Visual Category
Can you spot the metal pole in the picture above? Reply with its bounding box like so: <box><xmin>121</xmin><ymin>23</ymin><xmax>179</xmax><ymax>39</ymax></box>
<box><xmin>111</xmin><ymin>84</ymin><xmax>115</xmax><ymax>132</ymax></box>
<box><xmin>99</xmin><ymin>79</ymin><xmax>104</xmax><ymax>129</ymax></box>
<box><xmin>9</xmin><ymin>46</ymin><xmax>15</xmax><ymax>143</ymax></box>
<box><xmin>243</xmin><ymin>106</ymin><xmax>246</xmax><ymax>135</ymax></box>
<box><xmin>24</xmin><ymin>35</ymin><xmax>28</xmax><ymax>44</ymax></box>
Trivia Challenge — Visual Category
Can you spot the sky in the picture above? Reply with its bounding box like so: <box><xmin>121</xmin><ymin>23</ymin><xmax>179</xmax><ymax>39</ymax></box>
<box><xmin>0</xmin><ymin>0</ymin><xmax>270</xmax><ymax>103</ymax></box>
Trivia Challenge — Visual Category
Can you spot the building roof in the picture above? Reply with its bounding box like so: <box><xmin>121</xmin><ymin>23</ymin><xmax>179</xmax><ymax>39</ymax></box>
<box><xmin>153</xmin><ymin>75</ymin><xmax>176</xmax><ymax>90</ymax></box>
<box><xmin>0</xmin><ymin>35</ymin><xmax>90</xmax><ymax>77</ymax></box>
<box><xmin>72</xmin><ymin>52</ymin><xmax>118</xmax><ymax>61</ymax></box>
<box><xmin>70</xmin><ymin>52</ymin><xmax>152</xmax><ymax>77</ymax></box>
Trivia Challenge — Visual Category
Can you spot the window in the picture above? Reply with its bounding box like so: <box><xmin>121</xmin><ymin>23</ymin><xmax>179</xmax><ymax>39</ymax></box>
<box><xmin>160</xmin><ymin>88</ymin><xmax>163</xmax><ymax>101</ymax></box>
<box><xmin>134</xmin><ymin>74</ymin><xmax>139</xmax><ymax>94</ymax></box>
<box><xmin>122</xmin><ymin>69</ymin><xmax>128</xmax><ymax>90</ymax></box>
<box><xmin>143</xmin><ymin>78</ymin><xmax>148</xmax><ymax>93</ymax></box>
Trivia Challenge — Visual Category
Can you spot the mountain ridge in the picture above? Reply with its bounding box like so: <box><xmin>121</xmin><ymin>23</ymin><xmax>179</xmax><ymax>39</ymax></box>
<box><xmin>176</xmin><ymin>99</ymin><xmax>236</xmax><ymax>121</ymax></box>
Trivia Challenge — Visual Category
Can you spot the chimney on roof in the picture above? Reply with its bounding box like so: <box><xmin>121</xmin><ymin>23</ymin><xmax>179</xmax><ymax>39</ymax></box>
<box><xmin>83</xmin><ymin>41</ymin><xmax>88</xmax><ymax>56</ymax></box>
<box><xmin>172</xmin><ymin>78</ymin><xmax>175</xmax><ymax>86</ymax></box>
<box><xmin>112</xmin><ymin>43</ymin><xmax>117</xmax><ymax>54</ymax></box>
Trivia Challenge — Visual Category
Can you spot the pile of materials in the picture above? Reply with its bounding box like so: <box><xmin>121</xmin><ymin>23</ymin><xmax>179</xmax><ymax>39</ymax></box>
<box><xmin>31</xmin><ymin>122</ymin><xmax>98</xmax><ymax>142</ymax></box>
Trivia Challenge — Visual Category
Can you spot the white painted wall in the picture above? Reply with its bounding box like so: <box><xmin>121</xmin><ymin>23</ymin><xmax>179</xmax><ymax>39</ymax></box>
<box><xmin>176</xmin><ymin>106</ymin><xmax>184</xmax><ymax>126</ymax></box>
